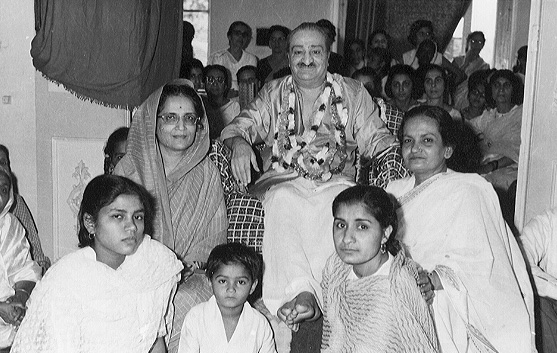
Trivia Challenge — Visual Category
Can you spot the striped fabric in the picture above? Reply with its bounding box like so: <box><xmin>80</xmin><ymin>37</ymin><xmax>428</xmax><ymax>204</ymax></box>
<box><xmin>114</xmin><ymin>79</ymin><xmax>228</xmax><ymax>262</ymax></box>
<box><xmin>114</xmin><ymin>80</ymin><xmax>228</xmax><ymax>352</ymax></box>
<box><xmin>321</xmin><ymin>252</ymin><xmax>439</xmax><ymax>352</ymax></box>
<box><xmin>11</xmin><ymin>194</ymin><xmax>51</xmax><ymax>272</ymax></box>
<box><xmin>167</xmin><ymin>274</ymin><xmax>212</xmax><ymax>353</ymax></box>
<box><xmin>208</xmin><ymin>140</ymin><xmax>265</xmax><ymax>253</ymax></box>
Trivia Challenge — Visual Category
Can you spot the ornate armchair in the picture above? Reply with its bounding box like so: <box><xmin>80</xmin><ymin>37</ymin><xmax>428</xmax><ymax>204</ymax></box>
<box><xmin>208</xmin><ymin>137</ymin><xmax>408</xmax><ymax>254</ymax></box>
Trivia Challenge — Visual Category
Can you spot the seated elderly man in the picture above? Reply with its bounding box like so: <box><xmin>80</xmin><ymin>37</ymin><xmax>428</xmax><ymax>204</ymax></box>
<box><xmin>520</xmin><ymin>207</ymin><xmax>557</xmax><ymax>352</ymax></box>
<box><xmin>221</xmin><ymin>22</ymin><xmax>398</xmax><ymax>352</ymax></box>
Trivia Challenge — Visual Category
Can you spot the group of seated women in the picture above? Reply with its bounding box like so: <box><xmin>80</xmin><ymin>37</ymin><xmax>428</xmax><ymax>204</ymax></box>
<box><xmin>345</xmin><ymin>20</ymin><xmax>525</xmax><ymax>217</ymax></box>
<box><xmin>5</xmin><ymin>77</ymin><xmax>535</xmax><ymax>353</ymax></box>
<box><xmin>0</xmin><ymin>17</ymin><xmax>539</xmax><ymax>353</ymax></box>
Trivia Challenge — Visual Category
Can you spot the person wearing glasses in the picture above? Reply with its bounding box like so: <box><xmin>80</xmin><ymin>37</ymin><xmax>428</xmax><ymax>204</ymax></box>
<box><xmin>114</xmin><ymin>79</ymin><xmax>228</xmax><ymax>352</ymax></box>
<box><xmin>208</xmin><ymin>21</ymin><xmax>258</xmax><ymax>97</ymax></box>
<box><xmin>452</xmin><ymin>31</ymin><xmax>490</xmax><ymax>110</ymax></box>
<box><xmin>203</xmin><ymin>65</ymin><xmax>241</xmax><ymax>139</ymax></box>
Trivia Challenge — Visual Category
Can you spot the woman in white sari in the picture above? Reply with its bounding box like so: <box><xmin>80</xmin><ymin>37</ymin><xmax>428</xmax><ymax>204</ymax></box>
<box><xmin>12</xmin><ymin>175</ymin><xmax>183</xmax><ymax>352</ymax></box>
<box><xmin>386</xmin><ymin>105</ymin><xmax>535</xmax><ymax>352</ymax></box>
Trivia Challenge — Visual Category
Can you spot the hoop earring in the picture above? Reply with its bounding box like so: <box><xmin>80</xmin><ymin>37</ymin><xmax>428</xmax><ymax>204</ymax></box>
<box><xmin>380</xmin><ymin>242</ymin><xmax>386</xmax><ymax>254</ymax></box>
<box><xmin>89</xmin><ymin>232</ymin><xmax>95</xmax><ymax>240</ymax></box>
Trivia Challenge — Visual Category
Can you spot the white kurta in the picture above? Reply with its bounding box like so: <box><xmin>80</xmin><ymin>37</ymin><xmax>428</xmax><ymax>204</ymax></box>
<box><xmin>178</xmin><ymin>296</ymin><xmax>276</xmax><ymax>353</ymax></box>
<box><xmin>386</xmin><ymin>171</ymin><xmax>535</xmax><ymax>353</ymax></box>
<box><xmin>11</xmin><ymin>236</ymin><xmax>182</xmax><ymax>353</ymax></box>
<box><xmin>520</xmin><ymin>207</ymin><xmax>557</xmax><ymax>300</ymax></box>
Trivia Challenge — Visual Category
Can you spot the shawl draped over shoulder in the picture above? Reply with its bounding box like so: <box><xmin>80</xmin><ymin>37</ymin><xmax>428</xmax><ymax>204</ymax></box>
<box><xmin>386</xmin><ymin>171</ymin><xmax>535</xmax><ymax>353</ymax></box>
<box><xmin>115</xmin><ymin>79</ymin><xmax>228</xmax><ymax>263</ymax></box>
<box><xmin>0</xmin><ymin>176</ymin><xmax>42</xmax><ymax>348</ymax></box>
<box><xmin>11</xmin><ymin>236</ymin><xmax>183</xmax><ymax>353</ymax></box>
<box><xmin>321</xmin><ymin>251</ymin><xmax>439</xmax><ymax>353</ymax></box>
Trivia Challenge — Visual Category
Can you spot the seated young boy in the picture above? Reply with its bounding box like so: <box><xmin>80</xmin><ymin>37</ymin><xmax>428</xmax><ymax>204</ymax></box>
<box><xmin>177</xmin><ymin>242</ymin><xmax>277</xmax><ymax>353</ymax></box>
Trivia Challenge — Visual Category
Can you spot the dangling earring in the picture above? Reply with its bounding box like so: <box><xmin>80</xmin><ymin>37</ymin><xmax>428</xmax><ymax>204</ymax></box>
<box><xmin>380</xmin><ymin>242</ymin><xmax>386</xmax><ymax>254</ymax></box>
<box><xmin>88</xmin><ymin>232</ymin><xmax>95</xmax><ymax>240</ymax></box>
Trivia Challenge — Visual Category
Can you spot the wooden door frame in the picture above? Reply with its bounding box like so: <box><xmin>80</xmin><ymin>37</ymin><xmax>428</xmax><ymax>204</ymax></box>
<box><xmin>515</xmin><ymin>0</ymin><xmax>541</xmax><ymax>230</ymax></box>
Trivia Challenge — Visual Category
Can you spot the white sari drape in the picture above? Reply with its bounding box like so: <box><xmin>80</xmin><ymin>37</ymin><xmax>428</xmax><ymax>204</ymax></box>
<box><xmin>12</xmin><ymin>236</ymin><xmax>182</xmax><ymax>353</ymax></box>
<box><xmin>386</xmin><ymin>171</ymin><xmax>535</xmax><ymax>353</ymax></box>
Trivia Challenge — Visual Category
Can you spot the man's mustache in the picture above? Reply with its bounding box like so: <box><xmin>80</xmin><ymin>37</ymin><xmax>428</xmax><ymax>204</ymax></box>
<box><xmin>297</xmin><ymin>62</ymin><xmax>316</xmax><ymax>68</ymax></box>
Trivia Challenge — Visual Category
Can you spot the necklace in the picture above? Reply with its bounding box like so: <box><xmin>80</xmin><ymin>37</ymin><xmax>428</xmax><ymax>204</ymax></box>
<box><xmin>271</xmin><ymin>74</ymin><xmax>348</xmax><ymax>181</ymax></box>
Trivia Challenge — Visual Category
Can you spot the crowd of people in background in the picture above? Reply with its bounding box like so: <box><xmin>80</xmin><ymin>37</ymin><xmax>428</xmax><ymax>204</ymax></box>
<box><xmin>5</xmin><ymin>13</ymin><xmax>555</xmax><ymax>353</ymax></box>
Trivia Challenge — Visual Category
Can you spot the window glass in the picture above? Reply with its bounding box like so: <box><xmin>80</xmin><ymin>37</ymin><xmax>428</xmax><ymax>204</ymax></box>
<box><xmin>184</xmin><ymin>0</ymin><xmax>209</xmax><ymax>65</ymax></box>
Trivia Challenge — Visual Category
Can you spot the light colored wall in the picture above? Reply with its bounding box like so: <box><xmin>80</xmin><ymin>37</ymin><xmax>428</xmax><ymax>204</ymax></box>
<box><xmin>2</xmin><ymin>2</ymin><xmax>128</xmax><ymax>259</ymax></box>
<box><xmin>34</xmin><ymin>75</ymin><xmax>127</xmax><ymax>260</ymax></box>
<box><xmin>516</xmin><ymin>0</ymin><xmax>557</xmax><ymax>229</ymax></box>
<box><xmin>209</xmin><ymin>0</ymin><xmax>334</xmax><ymax>60</ymax></box>
<box><xmin>0</xmin><ymin>1</ymin><xmax>38</xmax><ymax>215</ymax></box>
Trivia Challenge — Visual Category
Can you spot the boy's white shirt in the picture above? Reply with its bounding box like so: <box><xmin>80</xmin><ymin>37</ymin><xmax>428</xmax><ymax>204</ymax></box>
<box><xmin>177</xmin><ymin>295</ymin><xmax>277</xmax><ymax>353</ymax></box>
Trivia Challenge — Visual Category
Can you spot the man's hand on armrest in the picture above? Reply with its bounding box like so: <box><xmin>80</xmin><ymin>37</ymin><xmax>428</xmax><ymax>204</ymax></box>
<box><xmin>224</xmin><ymin>136</ymin><xmax>260</xmax><ymax>186</ymax></box>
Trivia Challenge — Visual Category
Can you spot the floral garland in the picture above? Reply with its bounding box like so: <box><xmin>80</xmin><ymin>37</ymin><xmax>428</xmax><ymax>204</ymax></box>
<box><xmin>271</xmin><ymin>74</ymin><xmax>348</xmax><ymax>181</ymax></box>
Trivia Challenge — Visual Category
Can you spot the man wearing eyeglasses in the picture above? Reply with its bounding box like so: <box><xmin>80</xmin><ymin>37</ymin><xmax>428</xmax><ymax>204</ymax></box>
<box><xmin>208</xmin><ymin>21</ymin><xmax>258</xmax><ymax>98</ymax></box>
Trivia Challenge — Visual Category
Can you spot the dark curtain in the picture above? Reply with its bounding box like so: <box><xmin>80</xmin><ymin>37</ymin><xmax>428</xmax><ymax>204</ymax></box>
<box><xmin>344</xmin><ymin>0</ymin><xmax>387</xmax><ymax>53</ymax></box>
<box><xmin>32</xmin><ymin>0</ymin><xmax>183</xmax><ymax>109</ymax></box>
<box><xmin>384</xmin><ymin>0</ymin><xmax>472</xmax><ymax>59</ymax></box>
<box><xmin>345</xmin><ymin>0</ymin><xmax>471</xmax><ymax>60</ymax></box>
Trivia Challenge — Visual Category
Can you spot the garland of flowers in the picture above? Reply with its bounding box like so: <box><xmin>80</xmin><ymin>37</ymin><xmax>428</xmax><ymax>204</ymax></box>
<box><xmin>271</xmin><ymin>74</ymin><xmax>348</xmax><ymax>181</ymax></box>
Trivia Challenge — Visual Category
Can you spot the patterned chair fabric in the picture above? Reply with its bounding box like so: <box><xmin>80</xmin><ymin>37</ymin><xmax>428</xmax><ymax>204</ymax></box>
<box><xmin>356</xmin><ymin>99</ymin><xmax>409</xmax><ymax>187</ymax></box>
<box><xmin>209</xmin><ymin>140</ymin><xmax>265</xmax><ymax>253</ymax></box>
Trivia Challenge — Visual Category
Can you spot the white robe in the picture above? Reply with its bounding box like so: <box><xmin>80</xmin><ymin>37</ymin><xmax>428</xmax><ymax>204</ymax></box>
<box><xmin>386</xmin><ymin>171</ymin><xmax>535</xmax><ymax>353</ymax></box>
<box><xmin>11</xmin><ymin>236</ymin><xmax>182</xmax><ymax>353</ymax></box>
<box><xmin>178</xmin><ymin>295</ymin><xmax>276</xmax><ymax>353</ymax></box>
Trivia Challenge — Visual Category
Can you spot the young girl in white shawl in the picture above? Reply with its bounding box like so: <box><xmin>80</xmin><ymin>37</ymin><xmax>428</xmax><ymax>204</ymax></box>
<box><xmin>11</xmin><ymin>175</ymin><xmax>183</xmax><ymax>353</ymax></box>
<box><xmin>321</xmin><ymin>185</ymin><xmax>438</xmax><ymax>352</ymax></box>
<box><xmin>0</xmin><ymin>169</ymin><xmax>41</xmax><ymax>351</ymax></box>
